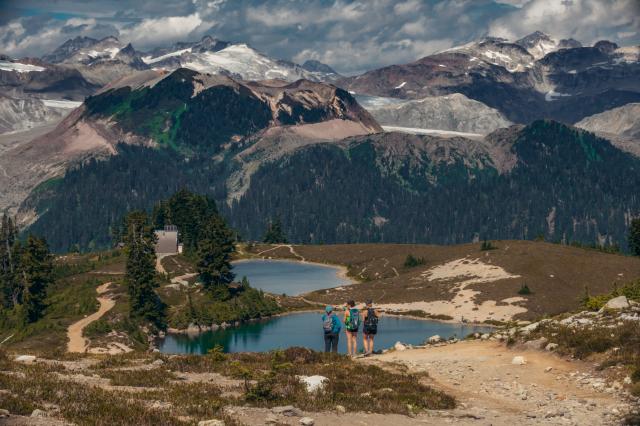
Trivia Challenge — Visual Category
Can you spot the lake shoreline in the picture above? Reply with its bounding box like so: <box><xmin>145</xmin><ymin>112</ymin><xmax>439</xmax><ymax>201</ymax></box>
<box><xmin>232</xmin><ymin>256</ymin><xmax>356</xmax><ymax>286</ymax></box>
<box><xmin>162</xmin><ymin>307</ymin><xmax>493</xmax><ymax>336</ymax></box>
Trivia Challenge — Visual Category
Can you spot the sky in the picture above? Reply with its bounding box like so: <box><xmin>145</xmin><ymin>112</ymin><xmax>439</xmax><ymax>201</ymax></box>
<box><xmin>0</xmin><ymin>0</ymin><xmax>638</xmax><ymax>74</ymax></box>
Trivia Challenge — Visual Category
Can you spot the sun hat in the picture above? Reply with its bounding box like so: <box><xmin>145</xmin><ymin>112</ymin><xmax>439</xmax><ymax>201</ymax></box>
<box><xmin>325</xmin><ymin>305</ymin><xmax>333</xmax><ymax>313</ymax></box>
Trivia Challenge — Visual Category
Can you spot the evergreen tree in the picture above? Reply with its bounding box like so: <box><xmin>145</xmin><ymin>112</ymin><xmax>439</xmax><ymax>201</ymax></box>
<box><xmin>263</xmin><ymin>218</ymin><xmax>288</xmax><ymax>244</ymax></box>
<box><xmin>197</xmin><ymin>215</ymin><xmax>235</xmax><ymax>299</ymax></box>
<box><xmin>18</xmin><ymin>235</ymin><xmax>53</xmax><ymax>323</ymax></box>
<box><xmin>629</xmin><ymin>218</ymin><xmax>640</xmax><ymax>256</ymax></box>
<box><xmin>0</xmin><ymin>214</ymin><xmax>19</xmax><ymax>308</ymax></box>
<box><xmin>123</xmin><ymin>211</ymin><xmax>166</xmax><ymax>328</ymax></box>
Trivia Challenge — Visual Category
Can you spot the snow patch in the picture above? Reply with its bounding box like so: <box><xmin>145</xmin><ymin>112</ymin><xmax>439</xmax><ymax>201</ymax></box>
<box><xmin>142</xmin><ymin>48</ymin><xmax>192</xmax><ymax>64</ymax></box>
<box><xmin>394</xmin><ymin>81</ymin><xmax>407</xmax><ymax>89</ymax></box>
<box><xmin>545</xmin><ymin>90</ymin><xmax>572</xmax><ymax>102</ymax></box>
<box><xmin>41</xmin><ymin>99</ymin><xmax>83</xmax><ymax>109</ymax></box>
<box><xmin>0</xmin><ymin>61</ymin><xmax>45</xmax><ymax>73</ymax></box>
<box><xmin>382</xmin><ymin>125</ymin><xmax>482</xmax><ymax>138</ymax></box>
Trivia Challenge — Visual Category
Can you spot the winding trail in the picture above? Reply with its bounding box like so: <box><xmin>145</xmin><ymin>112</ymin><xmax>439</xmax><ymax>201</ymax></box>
<box><xmin>67</xmin><ymin>282</ymin><xmax>115</xmax><ymax>353</ymax></box>
<box><xmin>257</xmin><ymin>244</ymin><xmax>306</xmax><ymax>261</ymax></box>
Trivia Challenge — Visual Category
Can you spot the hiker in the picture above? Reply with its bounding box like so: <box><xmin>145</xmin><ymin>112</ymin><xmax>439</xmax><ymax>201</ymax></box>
<box><xmin>362</xmin><ymin>299</ymin><xmax>379</xmax><ymax>356</ymax></box>
<box><xmin>344</xmin><ymin>300</ymin><xmax>360</xmax><ymax>356</ymax></box>
<box><xmin>322</xmin><ymin>305</ymin><xmax>341</xmax><ymax>353</ymax></box>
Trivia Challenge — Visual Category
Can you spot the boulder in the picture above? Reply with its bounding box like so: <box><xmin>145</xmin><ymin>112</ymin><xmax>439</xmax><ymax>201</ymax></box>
<box><xmin>300</xmin><ymin>418</ymin><xmax>315</xmax><ymax>426</ymax></box>
<box><xmin>511</xmin><ymin>356</ymin><xmax>527</xmax><ymax>365</ymax></box>
<box><xmin>428</xmin><ymin>335</ymin><xmax>441</xmax><ymax>344</ymax></box>
<box><xmin>198</xmin><ymin>420</ymin><xmax>224</xmax><ymax>426</ymax></box>
<box><xmin>14</xmin><ymin>355</ymin><xmax>36</xmax><ymax>363</ymax></box>
<box><xmin>272</xmin><ymin>406</ymin><xmax>303</xmax><ymax>417</ymax></box>
<box><xmin>603</xmin><ymin>296</ymin><xmax>630</xmax><ymax>310</ymax></box>
<box><xmin>545</xmin><ymin>343</ymin><xmax>558</xmax><ymax>351</ymax></box>
<box><xmin>480</xmin><ymin>333</ymin><xmax>490</xmax><ymax>340</ymax></box>
<box><xmin>265</xmin><ymin>414</ymin><xmax>278</xmax><ymax>424</ymax></box>
<box><xmin>335</xmin><ymin>405</ymin><xmax>346</xmax><ymax>415</ymax></box>
<box><xmin>0</xmin><ymin>409</ymin><xmax>9</xmax><ymax>418</ymax></box>
<box><xmin>297</xmin><ymin>375</ymin><xmax>328</xmax><ymax>393</ymax></box>
<box><xmin>520</xmin><ymin>322</ymin><xmax>539</xmax><ymax>335</ymax></box>
<box><xmin>31</xmin><ymin>409</ymin><xmax>48</xmax><ymax>418</ymax></box>
<box><xmin>545</xmin><ymin>367</ymin><xmax>553</xmax><ymax>372</ymax></box>
<box><xmin>523</xmin><ymin>337</ymin><xmax>548</xmax><ymax>350</ymax></box>
<box><xmin>152</xmin><ymin>359</ymin><xmax>164</xmax><ymax>366</ymax></box>
<box><xmin>394</xmin><ymin>342</ymin><xmax>407</xmax><ymax>351</ymax></box>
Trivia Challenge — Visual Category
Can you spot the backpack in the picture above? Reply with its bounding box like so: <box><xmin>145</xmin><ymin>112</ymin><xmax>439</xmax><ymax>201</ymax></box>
<box><xmin>346</xmin><ymin>308</ymin><xmax>360</xmax><ymax>331</ymax></box>
<box><xmin>364</xmin><ymin>308</ymin><xmax>378</xmax><ymax>333</ymax></box>
<box><xmin>323</xmin><ymin>313</ymin><xmax>334</xmax><ymax>334</ymax></box>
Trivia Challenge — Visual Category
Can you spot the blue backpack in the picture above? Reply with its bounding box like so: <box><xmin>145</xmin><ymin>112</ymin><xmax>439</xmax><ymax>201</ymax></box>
<box><xmin>323</xmin><ymin>313</ymin><xmax>335</xmax><ymax>334</ymax></box>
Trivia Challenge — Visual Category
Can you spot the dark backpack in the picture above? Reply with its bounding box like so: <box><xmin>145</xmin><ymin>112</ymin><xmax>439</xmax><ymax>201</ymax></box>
<box><xmin>364</xmin><ymin>308</ymin><xmax>378</xmax><ymax>333</ymax></box>
<box><xmin>346</xmin><ymin>308</ymin><xmax>360</xmax><ymax>331</ymax></box>
<box><xmin>323</xmin><ymin>313</ymin><xmax>334</xmax><ymax>334</ymax></box>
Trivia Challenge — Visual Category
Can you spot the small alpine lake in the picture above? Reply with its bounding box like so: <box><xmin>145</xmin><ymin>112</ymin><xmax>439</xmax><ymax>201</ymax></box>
<box><xmin>231</xmin><ymin>259</ymin><xmax>352</xmax><ymax>296</ymax></box>
<box><xmin>159</xmin><ymin>312</ymin><xmax>492</xmax><ymax>354</ymax></box>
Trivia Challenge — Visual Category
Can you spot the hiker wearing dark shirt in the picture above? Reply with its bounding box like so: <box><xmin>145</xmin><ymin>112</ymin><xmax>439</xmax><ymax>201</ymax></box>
<box><xmin>322</xmin><ymin>305</ymin><xmax>342</xmax><ymax>353</ymax></box>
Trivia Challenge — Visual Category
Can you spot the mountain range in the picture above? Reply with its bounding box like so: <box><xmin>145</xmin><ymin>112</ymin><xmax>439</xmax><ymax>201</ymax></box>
<box><xmin>0</xmin><ymin>30</ymin><xmax>639</xmax><ymax>252</ymax></box>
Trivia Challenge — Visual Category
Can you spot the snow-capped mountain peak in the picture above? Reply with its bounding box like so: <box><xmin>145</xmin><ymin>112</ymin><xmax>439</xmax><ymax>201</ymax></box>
<box><xmin>142</xmin><ymin>41</ymin><xmax>338</xmax><ymax>82</ymax></box>
<box><xmin>515</xmin><ymin>31</ymin><xmax>559</xmax><ymax>59</ymax></box>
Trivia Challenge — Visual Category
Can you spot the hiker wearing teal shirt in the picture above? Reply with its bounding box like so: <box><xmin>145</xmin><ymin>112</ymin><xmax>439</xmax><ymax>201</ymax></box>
<box><xmin>322</xmin><ymin>305</ymin><xmax>342</xmax><ymax>353</ymax></box>
<box><xmin>344</xmin><ymin>300</ymin><xmax>360</xmax><ymax>356</ymax></box>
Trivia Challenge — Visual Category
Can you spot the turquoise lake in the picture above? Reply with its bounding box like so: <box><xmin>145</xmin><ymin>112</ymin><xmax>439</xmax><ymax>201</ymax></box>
<box><xmin>231</xmin><ymin>259</ymin><xmax>351</xmax><ymax>296</ymax></box>
<box><xmin>160</xmin><ymin>259</ymin><xmax>490</xmax><ymax>354</ymax></box>
<box><xmin>159</xmin><ymin>311</ymin><xmax>490</xmax><ymax>354</ymax></box>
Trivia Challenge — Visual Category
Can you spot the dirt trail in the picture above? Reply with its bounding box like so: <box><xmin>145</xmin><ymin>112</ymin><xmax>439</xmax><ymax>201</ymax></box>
<box><xmin>67</xmin><ymin>282</ymin><xmax>115</xmax><ymax>353</ymax></box>
<box><xmin>363</xmin><ymin>340</ymin><xmax>628</xmax><ymax>425</ymax></box>
<box><xmin>257</xmin><ymin>244</ymin><xmax>306</xmax><ymax>261</ymax></box>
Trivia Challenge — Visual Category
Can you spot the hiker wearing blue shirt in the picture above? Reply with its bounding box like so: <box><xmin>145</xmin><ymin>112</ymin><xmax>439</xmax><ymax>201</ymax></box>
<box><xmin>322</xmin><ymin>305</ymin><xmax>342</xmax><ymax>353</ymax></box>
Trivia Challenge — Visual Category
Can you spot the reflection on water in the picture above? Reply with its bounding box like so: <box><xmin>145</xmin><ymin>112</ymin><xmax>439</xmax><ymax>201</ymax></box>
<box><xmin>232</xmin><ymin>259</ymin><xmax>351</xmax><ymax>296</ymax></box>
<box><xmin>159</xmin><ymin>312</ymin><xmax>491</xmax><ymax>354</ymax></box>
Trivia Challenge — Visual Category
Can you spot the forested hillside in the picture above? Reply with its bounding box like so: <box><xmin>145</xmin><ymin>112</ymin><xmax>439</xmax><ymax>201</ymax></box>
<box><xmin>23</xmin><ymin>121</ymin><xmax>640</xmax><ymax>253</ymax></box>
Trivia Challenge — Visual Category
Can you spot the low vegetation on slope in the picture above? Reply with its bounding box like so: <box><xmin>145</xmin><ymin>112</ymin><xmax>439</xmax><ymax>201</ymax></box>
<box><xmin>0</xmin><ymin>347</ymin><xmax>454</xmax><ymax>424</ymax></box>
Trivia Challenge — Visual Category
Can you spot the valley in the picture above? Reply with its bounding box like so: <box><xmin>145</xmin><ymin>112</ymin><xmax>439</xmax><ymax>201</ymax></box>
<box><xmin>1</xmin><ymin>3</ymin><xmax>640</xmax><ymax>424</ymax></box>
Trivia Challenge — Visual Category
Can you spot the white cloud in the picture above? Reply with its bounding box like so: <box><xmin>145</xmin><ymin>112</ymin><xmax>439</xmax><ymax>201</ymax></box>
<box><xmin>489</xmin><ymin>0</ymin><xmax>640</xmax><ymax>44</ymax></box>
<box><xmin>119</xmin><ymin>13</ymin><xmax>204</xmax><ymax>47</ymax></box>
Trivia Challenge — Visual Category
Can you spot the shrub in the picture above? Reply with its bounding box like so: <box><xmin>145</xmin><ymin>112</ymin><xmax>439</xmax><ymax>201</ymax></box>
<box><xmin>480</xmin><ymin>240</ymin><xmax>495</xmax><ymax>251</ymax></box>
<box><xmin>83</xmin><ymin>318</ymin><xmax>112</xmax><ymax>338</ymax></box>
<box><xmin>404</xmin><ymin>254</ymin><xmax>425</xmax><ymax>268</ymax></box>
<box><xmin>518</xmin><ymin>284</ymin><xmax>532</xmax><ymax>295</ymax></box>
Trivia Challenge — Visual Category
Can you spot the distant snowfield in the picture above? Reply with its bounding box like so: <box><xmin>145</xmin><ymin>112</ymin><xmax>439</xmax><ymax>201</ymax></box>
<box><xmin>382</xmin><ymin>125</ymin><xmax>483</xmax><ymax>138</ymax></box>
<box><xmin>0</xmin><ymin>61</ymin><xmax>45</xmax><ymax>73</ymax></box>
<box><xmin>142</xmin><ymin>48</ymin><xmax>191</xmax><ymax>64</ymax></box>
<box><xmin>42</xmin><ymin>99</ymin><xmax>83</xmax><ymax>109</ymax></box>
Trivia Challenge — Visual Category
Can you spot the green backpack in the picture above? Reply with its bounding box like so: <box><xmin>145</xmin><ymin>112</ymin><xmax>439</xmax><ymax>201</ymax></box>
<box><xmin>346</xmin><ymin>308</ymin><xmax>360</xmax><ymax>331</ymax></box>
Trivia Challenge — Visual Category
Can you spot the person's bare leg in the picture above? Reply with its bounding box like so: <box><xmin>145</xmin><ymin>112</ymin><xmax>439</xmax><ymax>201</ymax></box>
<box><xmin>370</xmin><ymin>336</ymin><xmax>374</xmax><ymax>354</ymax></box>
<box><xmin>353</xmin><ymin>333</ymin><xmax>358</xmax><ymax>355</ymax></box>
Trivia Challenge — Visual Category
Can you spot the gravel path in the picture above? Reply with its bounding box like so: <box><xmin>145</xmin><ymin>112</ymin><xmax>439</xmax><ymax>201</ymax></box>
<box><xmin>66</xmin><ymin>282</ymin><xmax>115</xmax><ymax>353</ymax></box>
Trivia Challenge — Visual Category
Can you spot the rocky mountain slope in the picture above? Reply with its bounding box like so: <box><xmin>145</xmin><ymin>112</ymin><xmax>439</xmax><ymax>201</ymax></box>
<box><xmin>0</xmin><ymin>57</ymin><xmax>99</xmax><ymax>100</ymax></box>
<box><xmin>357</xmin><ymin>93</ymin><xmax>512</xmax><ymax>134</ymax></box>
<box><xmin>575</xmin><ymin>103</ymin><xmax>640</xmax><ymax>157</ymax></box>
<box><xmin>0</xmin><ymin>94</ymin><xmax>80</xmax><ymax>133</ymax></box>
<box><xmin>1</xmin><ymin>67</ymin><xmax>379</xmax><ymax>217</ymax></box>
<box><xmin>339</xmin><ymin>32</ymin><xmax>640</xmax><ymax>124</ymax></box>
